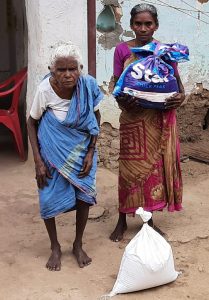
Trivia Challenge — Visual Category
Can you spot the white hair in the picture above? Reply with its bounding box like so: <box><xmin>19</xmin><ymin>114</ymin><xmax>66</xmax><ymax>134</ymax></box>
<box><xmin>49</xmin><ymin>41</ymin><xmax>83</xmax><ymax>70</ymax></box>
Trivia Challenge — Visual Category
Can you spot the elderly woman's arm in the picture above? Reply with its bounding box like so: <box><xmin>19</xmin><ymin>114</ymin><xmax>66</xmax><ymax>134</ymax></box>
<box><xmin>89</xmin><ymin>109</ymin><xmax>101</xmax><ymax>147</ymax></box>
<box><xmin>78</xmin><ymin>110</ymin><xmax>101</xmax><ymax>178</ymax></box>
<box><xmin>27</xmin><ymin>116</ymin><xmax>52</xmax><ymax>188</ymax></box>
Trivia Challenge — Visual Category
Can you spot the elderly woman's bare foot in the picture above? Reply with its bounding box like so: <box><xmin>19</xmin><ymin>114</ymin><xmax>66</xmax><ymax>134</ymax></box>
<box><xmin>73</xmin><ymin>243</ymin><xmax>92</xmax><ymax>268</ymax></box>
<box><xmin>46</xmin><ymin>246</ymin><xmax>62</xmax><ymax>271</ymax></box>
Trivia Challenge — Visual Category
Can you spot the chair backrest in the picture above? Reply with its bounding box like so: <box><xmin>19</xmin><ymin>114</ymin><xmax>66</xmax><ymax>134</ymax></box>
<box><xmin>0</xmin><ymin>67</ymin><xmax>27</xmax><ymax>112</ymax></box>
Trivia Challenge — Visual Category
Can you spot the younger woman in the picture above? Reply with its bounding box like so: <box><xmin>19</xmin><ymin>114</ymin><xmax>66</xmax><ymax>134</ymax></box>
<box><xmin>110</xmin><ymin>3</ymin><xmax>185</xmax><ymax>242</ymax></box>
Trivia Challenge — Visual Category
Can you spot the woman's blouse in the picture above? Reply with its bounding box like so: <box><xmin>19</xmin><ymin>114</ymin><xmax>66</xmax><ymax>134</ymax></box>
<box><xmin>30</xmin><ymin>77</ymin><xmax>100</xmax><ymax>122</ymax></box>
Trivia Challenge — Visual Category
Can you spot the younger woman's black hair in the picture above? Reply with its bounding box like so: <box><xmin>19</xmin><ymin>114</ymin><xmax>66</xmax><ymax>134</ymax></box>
<box><xmin>130</xmin><ymin>3</ymin><xmax>159</xmax><ymax>26</ymax></box>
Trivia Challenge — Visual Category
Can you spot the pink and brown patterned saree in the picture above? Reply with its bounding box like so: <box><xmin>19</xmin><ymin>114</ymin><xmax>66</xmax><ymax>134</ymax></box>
<box><xmin>118</xmin><ymin>55</ymin><xmax>183</xmax><ymax>214</ymax></box>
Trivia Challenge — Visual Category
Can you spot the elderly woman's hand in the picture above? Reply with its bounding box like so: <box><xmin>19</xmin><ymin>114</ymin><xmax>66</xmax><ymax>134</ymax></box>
<box><xmin>35</xmin><ymin>158</ymin><xmax>52</xmax><ymax>189</ymax></box>
<box><xmin>165</xmin><ymin>92</ymin><xmax>185</xmax><ymax>110</ymax></box>
<box><xmin>115</xmin><ymin>94</ymin><xmax>140</xmax><ymax>112</ymax></box>
<box><xmin>78</xmin><ymin>150</ymin><xmax>94</xmax><ymax>178</ymax></box>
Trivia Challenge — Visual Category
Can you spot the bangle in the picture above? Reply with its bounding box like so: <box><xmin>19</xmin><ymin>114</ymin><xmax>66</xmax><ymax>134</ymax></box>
<box><xmin>88</xmin><ymin>144</ymin><xmax>95</xmax><ymax>149</ymax></box>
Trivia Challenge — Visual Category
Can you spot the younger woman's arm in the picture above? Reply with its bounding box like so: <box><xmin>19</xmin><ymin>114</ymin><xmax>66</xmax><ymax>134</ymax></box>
<box><xmin>165</xmin><ymin>73</ymin><xmax>185</xmax><ymax>109</ymax></box>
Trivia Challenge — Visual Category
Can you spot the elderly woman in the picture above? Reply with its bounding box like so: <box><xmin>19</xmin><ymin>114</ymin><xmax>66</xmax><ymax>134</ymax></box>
<box><xmin>27</xmin><ymin>42</ymin><xmax>103</xmax><ymax>270</ymax></box>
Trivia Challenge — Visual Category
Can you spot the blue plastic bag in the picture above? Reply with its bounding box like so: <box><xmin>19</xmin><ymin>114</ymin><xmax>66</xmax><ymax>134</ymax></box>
<box><xmin>113</xmin><ymin>42</ymin><xmax>189</xmax><ymax>109</ymax></box>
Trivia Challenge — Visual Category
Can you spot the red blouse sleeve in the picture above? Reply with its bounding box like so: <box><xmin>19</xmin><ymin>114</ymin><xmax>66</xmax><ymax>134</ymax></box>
<box><xmin>113</xmin><ymin>43</ymin><xmax>132</xmax><ymax>78</ymax></box>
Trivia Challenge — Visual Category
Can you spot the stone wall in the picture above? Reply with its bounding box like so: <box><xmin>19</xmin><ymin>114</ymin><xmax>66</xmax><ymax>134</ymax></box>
<box><xmin>97</xmin><ymin>122</ymin><xmax>119</xmax><ymax>170</ymax></box>
<box><xmin>177</xmin><ymin>86</ymin><xmax>209</xmax><ymax>142</ymax></box>
<box><xmin>97</xmin><ymin>89</ymin><xmax>209</xmax><ymax>170</ymax></box>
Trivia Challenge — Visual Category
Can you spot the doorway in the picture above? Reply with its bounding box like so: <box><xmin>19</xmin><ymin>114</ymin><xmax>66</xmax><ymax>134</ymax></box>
<box><xmin>0</xmin><ymin>0</ymin><xmax>28</xmax><ymax>160</ymax></box>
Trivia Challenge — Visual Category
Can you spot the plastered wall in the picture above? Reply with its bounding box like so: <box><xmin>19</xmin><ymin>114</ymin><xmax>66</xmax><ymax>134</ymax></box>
<box><xmin>25</xmin><ymin>0</ymin><xmax>88</xmax><ymax>112</ymax></box>
<box><xmin>96</xmin><ymin>0</ymin><xmax>209</xmax><ymax>128</ymax></box>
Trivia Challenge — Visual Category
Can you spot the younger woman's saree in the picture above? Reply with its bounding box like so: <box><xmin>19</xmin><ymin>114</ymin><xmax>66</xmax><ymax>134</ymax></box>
<box><xmin>118</xmin><ymin>58</ymin><xmax>183</xmax><ymax>214</ymax></box>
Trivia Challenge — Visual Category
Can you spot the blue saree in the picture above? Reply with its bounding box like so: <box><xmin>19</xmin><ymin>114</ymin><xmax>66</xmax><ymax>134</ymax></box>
<box><xmin>37</xmin><ymin>75</ymin><xmax>103</xmax><ymax>219</ymax></box>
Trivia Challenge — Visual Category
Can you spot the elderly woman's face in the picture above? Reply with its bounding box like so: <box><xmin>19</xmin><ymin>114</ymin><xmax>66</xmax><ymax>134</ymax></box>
<box><xmin>52</xmin><ymin>56</ymin><xmax>80</xmax><ymax>89</ymax></box>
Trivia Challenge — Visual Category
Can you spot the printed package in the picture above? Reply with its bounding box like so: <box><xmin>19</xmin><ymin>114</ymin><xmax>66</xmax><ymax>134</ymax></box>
<box><xmin>113</xmin><ymin>42</ymin><xmax>189</xmax><ymax>109</ymax></box>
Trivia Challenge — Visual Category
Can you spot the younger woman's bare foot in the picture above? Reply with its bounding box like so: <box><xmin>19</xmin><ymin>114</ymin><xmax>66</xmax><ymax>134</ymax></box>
<box><xmin>110</xmin><ymin>213</ymin><xmax>127</xmax><ymax>242</ymax></box>
<box><xmin>148</xmin><ymin>218</ymin><xmax>166</xmax><ymax>237</ymax></box>
<box><xmin>152</xmin><ymin>225</ymin><xmax>166</xmax><ymax>237</ymax></box>
<box><xmin>46</xmin><ymin>246</ymin><xmax>62</xmax><ymax>271</ymax></box>
<box><xmin>73</xmin><ymin>243</ymin><xmax>92</xmax><ymax>268</ymax></box>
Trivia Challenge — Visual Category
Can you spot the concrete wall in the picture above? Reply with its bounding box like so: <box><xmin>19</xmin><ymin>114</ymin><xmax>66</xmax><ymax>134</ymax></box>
<box><xmin>96</xmin><ymin>0</ymin><xmax>209</xmax><ymax>128</ymax></box>
<box><xmin>95</xmin><ymin>0</ymin><xmax>209</xmax><ymax>169</ymax></box>
<box><xmin>24</xmin><ymin>0</ymin><xmax>209</xmax><ymax>166</ymax></box>
<box><xmin>25</xmin><ymin>0</ymin><xmax>209</xmax><ymax>125</ymax></box>
<box><xmin>25</xmin><ymin>0</ymin><xmax>88</xmax><ymax>112</ymax></box>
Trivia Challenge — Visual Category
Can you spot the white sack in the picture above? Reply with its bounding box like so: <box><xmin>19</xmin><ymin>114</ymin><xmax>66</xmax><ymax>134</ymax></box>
<box><xmin>107</xmin><ymin>208</ymin><xmax>179</xmax><ymax>297</ymax></box>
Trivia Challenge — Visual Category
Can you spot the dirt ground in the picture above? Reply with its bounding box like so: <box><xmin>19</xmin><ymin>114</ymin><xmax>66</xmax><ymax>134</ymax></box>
<box><xmin>0</xmin><ymin>144</ymin><xmax>209</xmax><ymax>300</ymax></box>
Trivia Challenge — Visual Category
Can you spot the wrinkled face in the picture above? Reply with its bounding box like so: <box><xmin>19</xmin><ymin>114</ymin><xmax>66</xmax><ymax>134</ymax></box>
<box><xmin>52</xmin><ymin>56</ymin><xmax>80</xmax><ymax>89</ymax></box>
<box><xmin>131</xmin><ymin>12</ymin><xmax>158</xmax><ymax>45</ymax></box>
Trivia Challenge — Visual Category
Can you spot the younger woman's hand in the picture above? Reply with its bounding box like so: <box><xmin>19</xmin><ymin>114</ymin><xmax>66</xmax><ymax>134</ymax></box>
<box><xmin>115</xmin><ymin>94</ymin><xmax>139</xmax><ymax>111</ymax></box>
<box><xmin>165</xmin><ymin>92</ymin><xmax>185</xmax><ymax>109</ymax></box>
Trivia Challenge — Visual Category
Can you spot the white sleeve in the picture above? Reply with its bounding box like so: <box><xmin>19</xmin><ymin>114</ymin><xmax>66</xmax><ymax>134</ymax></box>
<box><xmin>30</xmin><ymin>87</ymin><xmax>47</xmax><ymax>120</ymax></box>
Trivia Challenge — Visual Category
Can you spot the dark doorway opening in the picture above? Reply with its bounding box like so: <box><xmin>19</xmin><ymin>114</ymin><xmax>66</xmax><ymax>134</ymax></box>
<box><xmin>0</xmin><ymin>0</ymin><xmax>28</xmax><ymax>160</ymax></box>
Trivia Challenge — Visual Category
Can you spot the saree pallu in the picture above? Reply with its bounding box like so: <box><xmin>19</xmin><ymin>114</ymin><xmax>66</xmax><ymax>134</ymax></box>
<box><xmin>118</xmin><ymin>107</ymin><xmax>183</xmax><ymax>213</ymax></box>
